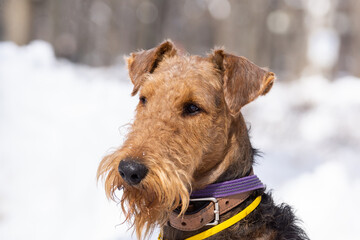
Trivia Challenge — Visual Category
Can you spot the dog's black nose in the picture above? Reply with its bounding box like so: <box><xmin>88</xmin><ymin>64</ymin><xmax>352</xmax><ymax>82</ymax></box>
<box><xmin>118</xmin><ymin>159</ymin><xmax>148</xmax><ymax>185</ymax></box>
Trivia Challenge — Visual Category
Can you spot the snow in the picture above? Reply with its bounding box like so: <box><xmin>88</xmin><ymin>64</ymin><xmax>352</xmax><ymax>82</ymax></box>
<box><xmin>244</xmin><ymin>75</ymin><xmax>360</xmax><ymax>240</ymax></box>
<box><xmin>0</xmin><ymin>41</ymin><xmax>359</xmax><ymax>240</ymax></box>
<box><xmin>0</xmin><ymin>41</ymin><xmax>137</xmax><ymax>240</ymax></box>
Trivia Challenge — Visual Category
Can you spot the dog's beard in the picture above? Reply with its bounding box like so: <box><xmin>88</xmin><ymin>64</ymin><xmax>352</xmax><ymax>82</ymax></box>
<box><xmin>122</xmin><ymin>170</ymin><xmax>190</xmax><ymax>239</ymax></box>
<box><xmin>98</xmin><ymin>153</ymin><xmax>192</xmax><ymax>239</ymax></box>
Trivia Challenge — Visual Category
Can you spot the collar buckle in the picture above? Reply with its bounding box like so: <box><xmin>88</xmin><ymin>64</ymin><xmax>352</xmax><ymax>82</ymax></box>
<box><xmin>189</xmin><ymin>197</ymin><xmax>219</xmax><ymax>225</ymax></box>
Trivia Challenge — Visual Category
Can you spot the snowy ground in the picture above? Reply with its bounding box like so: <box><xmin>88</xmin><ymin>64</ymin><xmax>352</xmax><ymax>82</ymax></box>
<box><xmin>0</xmin><ymin>41</ymin><xmax>359</xmax><ymax>240</ymax></box>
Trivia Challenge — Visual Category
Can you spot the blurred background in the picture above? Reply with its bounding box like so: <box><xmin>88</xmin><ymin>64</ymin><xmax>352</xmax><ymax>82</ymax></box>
<box><xmin>0</xmin><ymin>0</ymin><xmax>359</xmax><ymax>240</ymax></box>
<box><xmin>1</xmin><ymin>0</ymin><xmax>360</xmax><ymax>80</ymax></box>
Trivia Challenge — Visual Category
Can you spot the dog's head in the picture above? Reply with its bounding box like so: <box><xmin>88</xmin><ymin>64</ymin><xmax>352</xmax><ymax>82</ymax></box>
<box><xmin>97</xmin><ymin>40</ymin><xmax>274</xmax><ymax>238</ymax></box>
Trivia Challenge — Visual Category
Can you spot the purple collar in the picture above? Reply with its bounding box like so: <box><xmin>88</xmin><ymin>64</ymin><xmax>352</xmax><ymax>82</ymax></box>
<box><xmin>191</xmin><ymin>174</ymin><xmax>264</xmax><ymax>198</ymax></box>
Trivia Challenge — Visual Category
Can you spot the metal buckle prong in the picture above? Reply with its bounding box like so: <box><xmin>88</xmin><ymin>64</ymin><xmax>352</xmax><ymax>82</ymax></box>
<box><xmin>189</xmin><ymin>197</ymin><xmax>219</xmax><ymax>225</ymax></box>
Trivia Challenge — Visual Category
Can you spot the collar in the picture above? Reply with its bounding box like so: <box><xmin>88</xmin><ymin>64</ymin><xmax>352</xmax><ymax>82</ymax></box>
<box><xmin>168</xmin><ymin>172</ymin><xmax>264</xmax><ymax>232</ymax></box>
<box><xmin>160</xmin><ymin>195</ymin><xmax>262</xmax><ymax>240</ymax></box>
<box><xmin>190</xmin><ymin>173</ymin><xmax>264</xmax><ymax>198</ymax></box>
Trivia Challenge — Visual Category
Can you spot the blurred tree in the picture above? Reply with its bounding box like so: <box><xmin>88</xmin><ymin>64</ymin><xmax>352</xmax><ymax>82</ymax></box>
<box><xmin>3</xmin><ymin>0</ymin><xmax>32</xmax><ymax>45</ymax></box>
<box><xmin>336</xmin><ymin>0</ymin><xmax>360</xmax><ymax>77</ymax></box>
<box><xmin>0</xmin><ymin>0</ymin><xmax>358</xmax><ymax>80</ymax></box>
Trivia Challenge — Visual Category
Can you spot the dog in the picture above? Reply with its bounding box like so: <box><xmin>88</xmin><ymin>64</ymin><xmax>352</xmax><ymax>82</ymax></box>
<box><xmin>97</xmin><ymin>40</ymin><xmax>309</xmax><ymax>240</ymax></box>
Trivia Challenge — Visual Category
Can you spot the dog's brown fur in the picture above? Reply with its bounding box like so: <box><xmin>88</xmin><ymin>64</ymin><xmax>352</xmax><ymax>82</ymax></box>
<box><xmin>97</xmin><ymin>40</ymin><xmax>308</xmax><ymax>240</ymax></box>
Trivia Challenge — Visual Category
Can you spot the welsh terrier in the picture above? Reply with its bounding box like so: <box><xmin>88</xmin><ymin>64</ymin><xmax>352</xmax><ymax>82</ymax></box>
<box><xmin>98</xmin><ymin>40</ymin><xmax>309</xmax><ymax>240</ymax></box>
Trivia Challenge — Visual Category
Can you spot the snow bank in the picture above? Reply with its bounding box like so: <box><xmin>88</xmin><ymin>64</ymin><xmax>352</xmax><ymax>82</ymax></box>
<box><xmin>0</xmin><ymin>41</ymin><xmax>137</xmax><ymax>240</ymax></box>
<box><xmin>0</xmin><ymin>41</ymin><xmax>359</xmax><ymax>240</ymax></box>
<box><xmin>244</xmin><ymin>75</ymin><xmax>360</xmax><ymax>240</ymax></box>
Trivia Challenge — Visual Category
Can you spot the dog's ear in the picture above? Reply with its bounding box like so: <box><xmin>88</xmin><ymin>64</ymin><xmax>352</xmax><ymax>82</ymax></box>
<box><xmin>211</xmin><ymin>49</ymin><xmax>275</xmax><ymax>114</ymax></box>
<box><xmin>126</xmin><ymin>40</ymin><xmax>177</xmax><ymax>96</ymax></box>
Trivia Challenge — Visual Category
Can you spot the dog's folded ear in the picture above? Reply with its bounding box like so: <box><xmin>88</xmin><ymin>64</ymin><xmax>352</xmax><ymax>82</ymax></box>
<box><xmin>211</xmin><ymin>49</ymin><xmax>275</xmax><ymax>115</ymax></box>
<box><xmin>126</xmin><ymin>40</ymin><xmax>177</xmax><ymax>95</ymax></box>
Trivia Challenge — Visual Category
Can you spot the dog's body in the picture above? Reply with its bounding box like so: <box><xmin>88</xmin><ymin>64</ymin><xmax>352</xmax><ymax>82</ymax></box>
<box><xmin>98</xmin><ymin>40</ymin><xmax>309</xmax><ymax>240</ymax></box>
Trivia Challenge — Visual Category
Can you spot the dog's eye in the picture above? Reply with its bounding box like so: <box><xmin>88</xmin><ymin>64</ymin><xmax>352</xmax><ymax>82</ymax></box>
<box><xmin>183</xmin><ymin>103</ymin><xmax>202</xmax><ymax>116</ymax></box>
<box><xmin>139</xmin><ymin>96</ymin><xmax>147</xmax><ymax>105</ymax></box>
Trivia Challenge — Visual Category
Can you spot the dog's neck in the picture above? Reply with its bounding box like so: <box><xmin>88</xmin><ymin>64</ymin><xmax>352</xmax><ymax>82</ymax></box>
<box><xmin>192</xmin><ymin>113</ymin><xmax>254</xmax><ymax>189</ymax></box>
<box><xmin>217</xmin><ymin>113</ymin><xmax>254</xmax><ymax>182</ymax></box>
<box><xmin>162</xmin><ymin>114</ymin><xmax>258</xmax><ymax>239</ymax></box>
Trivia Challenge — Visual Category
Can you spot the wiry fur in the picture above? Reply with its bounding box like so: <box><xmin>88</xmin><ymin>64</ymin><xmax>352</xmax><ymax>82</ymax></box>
<box><xmin>97</xmin><ymin>40</ymin><xmax>308</xmax><ymax>240</ymax></box>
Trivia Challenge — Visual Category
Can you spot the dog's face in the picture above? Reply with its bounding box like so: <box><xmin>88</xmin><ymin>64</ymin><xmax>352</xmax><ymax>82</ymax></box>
<box><xmin>97</xmin><ymin>41</ymin><xmax>274</xmax><ymax>238</ymax></box>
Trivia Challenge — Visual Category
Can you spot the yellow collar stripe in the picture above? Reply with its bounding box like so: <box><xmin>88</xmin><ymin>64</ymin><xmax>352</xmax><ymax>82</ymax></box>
<box><xmin>159</xmin><ymin>195</ymin><xmax>262</xmax><ymax>240</ymax></box>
